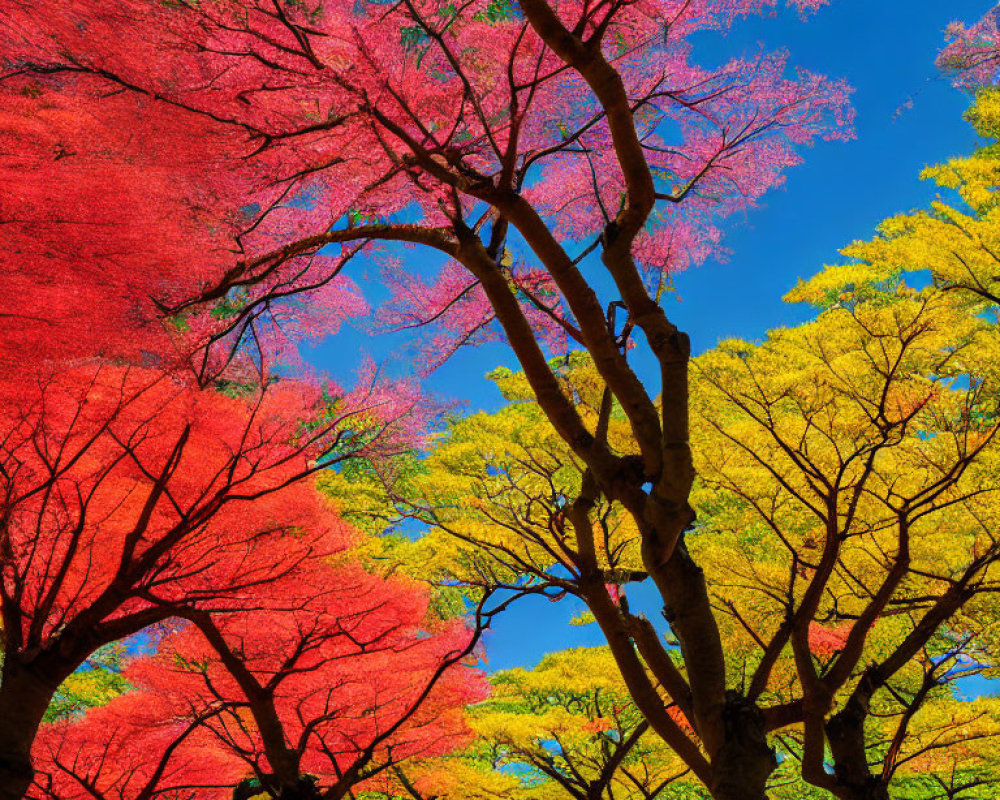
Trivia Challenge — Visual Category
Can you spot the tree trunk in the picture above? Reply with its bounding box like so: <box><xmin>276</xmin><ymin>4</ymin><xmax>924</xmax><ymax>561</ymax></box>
<box><xmin>833</xmin><ymin>784</ymin><xmax>890</xmax><ymax>800</ymax></box>
<box><xmin>708</xmin><ymin>693</ymin><xmax>777</xmax><ymax>800</ymax></box>
<box><xmin>826</xmin><ymin>705</ymin><xmax>890</xmax><ymax>800</ymax></box>
<box><xmin>0</xmin><ymin>659</ymin><xmax>60</xmax><ymax>800</ymax></box>
<box><xmin>233</xmin><ymin>776</ymin><xmax>323</xmax><ymax>800</ymax></box>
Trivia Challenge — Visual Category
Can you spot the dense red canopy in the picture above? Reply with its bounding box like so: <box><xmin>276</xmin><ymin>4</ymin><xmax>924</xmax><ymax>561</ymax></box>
<box><xmin>32</xmin><ymin>549</ymin><xmax>485</xmax><ymax>799</ymax></box>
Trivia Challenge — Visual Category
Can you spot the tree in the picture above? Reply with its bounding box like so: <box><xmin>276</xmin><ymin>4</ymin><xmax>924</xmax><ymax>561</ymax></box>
<box><xmin>0</xmin><ymin>361</ymin><xmax>423</xmax><ymax>799</ymax></box>
<box><xmin>405</xmin><ymin>647</ymin><xmax>695</xmax><ymax>800</ymax></box>
<box><xmin>0</xmin><ymin>42</ymin><xmax>367</xmax><ymax>384</ymax></box>
<box><xmin>938</xmin><ymin>6</ymin><xmax>1000</xmax><ymax>90</ymax></box>
<box><xmin>688</xmin><ymin>279</ymin><xmax>1000</xmax><ymax>799</ymax></box>
<box><xmin>31</xmin><ymin>686</ymin><xmax>244</xmax><ymax>800</ymax></box>
<box><xmin>352</xmin><ymin>265</ymin><xmax>1000</xmax><ymax>798</ymax></box>
<box><xmin>29</xmin><ymin>548</ymin><xmax>485</xmax><ymax>800</ymax></box>
<box><xmin>826</xmin><ymin>95</ymin><xmax>1000</xmax><ymax>314</ymax></box>
<box><xmin>334</xmin><ymin>81</ymin><xmax>1000</xmax><ymax>792</ymax></box>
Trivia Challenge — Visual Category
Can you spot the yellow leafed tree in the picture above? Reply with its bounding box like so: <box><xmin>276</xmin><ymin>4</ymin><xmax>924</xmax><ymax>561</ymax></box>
<box><xmin>328</xmin><ymin>89</ymin><xmax>1000</xmax><ymax>800</ymax></box>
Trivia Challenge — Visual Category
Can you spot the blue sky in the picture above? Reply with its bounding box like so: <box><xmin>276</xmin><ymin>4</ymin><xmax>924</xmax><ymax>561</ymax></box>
<box><xmin>307</xmin><ymin>0</ymin><xmax>998</xmax><ymax>672</ymax></box>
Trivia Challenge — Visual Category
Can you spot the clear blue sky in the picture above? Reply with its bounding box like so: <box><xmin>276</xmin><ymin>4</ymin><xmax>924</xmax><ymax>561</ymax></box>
<box><xmin>306</xmin><ymin>0</ymin><xmax>998</xmax><ymax>672</ymax></box>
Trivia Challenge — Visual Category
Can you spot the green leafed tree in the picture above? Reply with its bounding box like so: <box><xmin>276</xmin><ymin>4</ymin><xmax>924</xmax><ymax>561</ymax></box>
<box><xmin>42</xmin><ymin>644</ymin><xmax>131</xmax><ymax>723</ymax></box>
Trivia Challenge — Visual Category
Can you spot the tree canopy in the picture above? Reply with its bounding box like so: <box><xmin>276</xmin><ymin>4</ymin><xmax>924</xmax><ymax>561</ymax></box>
<box><xmin>2</xmin><ymin>2</ymin><xmax>1000</xmax><ymax>800</ymax></box>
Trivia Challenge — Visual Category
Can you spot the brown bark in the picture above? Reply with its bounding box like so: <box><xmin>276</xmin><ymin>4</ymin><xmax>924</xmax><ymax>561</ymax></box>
<box><xmin>187</xmin><ymin>612</ymin><xmax>302</xmax><ymax>788</ymax></box>
<box><xmin>645</xmin><ymin>540</ymin><xmax>728</xmax><ymax>758</ymax></box>
<box><xmin>0</xmin><ymin>658</ymin><xmax>63</xmax><ymax>800</ymax></box>
<box><xmin>825</xmin><ymin>702</ymin><xmax>890</xmax><ymax>800</ymax></box>
<box><xmin>571</xmin><ymin>490</ymin><xmax>712</xmax><ymax>786</ymax></box>
<box><xmin>233</xmin><ymin>776</ymin><xmax>323</xmax><ymax>800</ymax></box>
<box><xmin>813</xmin><ymin>583</ymin><xmax>977</xmax><ymax>799</ymax></box>
<box><xmin>708</xmin><ymin>693</ymin><xmax>777</xmax><ymax>800</ymax></box>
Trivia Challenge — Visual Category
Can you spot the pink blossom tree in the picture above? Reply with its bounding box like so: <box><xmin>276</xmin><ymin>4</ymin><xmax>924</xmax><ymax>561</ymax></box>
<box><xmin>938</xmin><ymin>5</ymin><xmax>1000</xmax><ymax>89</ymax></box>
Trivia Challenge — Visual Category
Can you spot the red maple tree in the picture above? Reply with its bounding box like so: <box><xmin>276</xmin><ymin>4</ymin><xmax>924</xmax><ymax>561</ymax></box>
<box><xmin>0</xmin><ymin>360</ymin><xmax>425</xmax><ymax>799</ymax></box>
<box><xmin>30</xmin><ymin>546</ymin><xmax>485</xmax><ymax>800</ymax></box>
